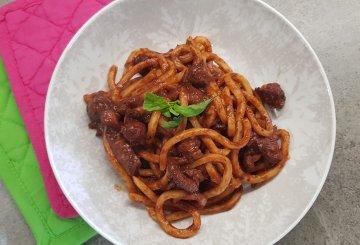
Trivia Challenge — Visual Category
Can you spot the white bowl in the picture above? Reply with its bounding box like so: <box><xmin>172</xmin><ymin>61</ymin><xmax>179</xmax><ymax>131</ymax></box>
<box><xmin>45</xmin><ymin>0</ymin><xmax>336</xmax><ymax>244</ymax></box>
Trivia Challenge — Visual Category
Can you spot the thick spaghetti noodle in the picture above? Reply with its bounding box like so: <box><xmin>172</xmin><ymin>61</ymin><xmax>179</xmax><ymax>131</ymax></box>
<box><xmin>84</xmin><ymin>36</ymin><xmax>290</xmax><ymax>238</ymax></box>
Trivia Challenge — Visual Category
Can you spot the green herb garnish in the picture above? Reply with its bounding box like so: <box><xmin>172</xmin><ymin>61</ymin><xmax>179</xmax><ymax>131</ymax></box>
<box><xmin>161</xmin><ymin>116</ymin><xmax>183</xmax><ymax>128</ymax></box>
<box><xmin>143</xmin><ymin>93</ymin><xmax>169</xmax><ymax>111</ymax></box>
<box><xmin>143</xmin><ymin>92</ymin><xmax>213</xmax><ymax>128</ymax></box>
<box><xmin>173</xmin><ymin>99</ymin><xmax>213</xmax><ymax>117</ymax></box>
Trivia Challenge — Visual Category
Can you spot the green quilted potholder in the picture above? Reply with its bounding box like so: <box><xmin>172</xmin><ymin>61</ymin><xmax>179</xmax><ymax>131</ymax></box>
<box><xmin>0</xmin><ymin>57</ymin><xmax>97</xmax><ymax>245</ymax></box>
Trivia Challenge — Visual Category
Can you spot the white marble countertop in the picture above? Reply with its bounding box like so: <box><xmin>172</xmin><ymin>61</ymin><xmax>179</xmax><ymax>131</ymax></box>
<box><xmin>0</xmin><ymin>0</ymin><xmax>359</xmax><ymax>244</ymax></box>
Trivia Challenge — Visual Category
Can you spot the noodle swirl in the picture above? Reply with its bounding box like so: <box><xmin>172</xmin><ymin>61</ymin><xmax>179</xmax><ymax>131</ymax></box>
<box><xmin>84</xmin><ymin>36</ymin><xmax>290</xmax><ymax>238</ymax></box>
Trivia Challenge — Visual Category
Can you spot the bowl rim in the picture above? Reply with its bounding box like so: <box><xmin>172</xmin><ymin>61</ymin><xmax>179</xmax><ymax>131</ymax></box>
<box><xmin>44</xmin><ymin>0</ymin><xmax>336</xmax><ymax>244</ymax></box>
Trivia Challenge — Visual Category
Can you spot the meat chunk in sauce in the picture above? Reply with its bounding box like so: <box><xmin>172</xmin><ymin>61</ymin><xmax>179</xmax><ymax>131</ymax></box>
<box><xmin>183</xmin><ymin>61</ymin><xmax>213</xmax><ymax>88</ymax></box>
<box><xmin>168</xmin><ymin>164</ymin><xmax>205</xmax><ymax>193</ymax></box>
<box><xmin>124</xmin><ymin>108</ymin><xmax>151</xmax><ymax>124</ymax></box>
<box><xmin>169</xmin><ymin>156</ymin><xmax>189</xmax><ymax>165</ymax></box>
<box><xmin>177</xmin><ymin>137</ymin><xmax>203</xmax><ymax>162</ymax></box>
<box><xmin>115</xmin><ymin>96</ymin><xmax>144</xmax><ymax>116</ymax></box>
<box><xmin>106</xmin><ymin>129</ymin><xmax>141</xmax><ymax>176</ymax></box>
<box><xmin>243</xmin><ymin>132</ymin><xmax>282</xmax><ymax>169</ymax></box>
<box><xmin>100</xmin><ymin>110</ymin><xmax>120</xmax><ymax>129</ymax></box>
<box><xmin>155</xmin><ymin>84</ymin><xmax>179</xmax><ymax>101</ymax></box>
<box><xmin>86</xmin><ymin>92</ymin><xmax>112</xmax><ymax>122</ymax></box>
<box><xmin>242</xmin><ymin>153</ymin><xmax>262</xmax><ymax>173</ymax></box>
<box><xmin>86</xmin><ymin>92</ymin><xmax>119</xmax><ymax>135</ymax></box>
<box><xmin>183</xmin><ymin>84</ymin><xmax>208</xmax><ymax>104</ymax></box>
<box><xmin>255</xmin><ymin>83</ymin><xmax>286</xmax><ymax>109</ymax></box>
<box><xmin>120</xmin><ymin>120</ymin><xmax>146</xmax><ymax>146</ymax></box>
<box><xmin>156</xmin><ymin>126</ymin><xmax>177</xmax><ymax>138</ymax></box>
<box><xmin>183</xmin><ymin>169</ymin><xmax>206</xmax><ymax>187</ymax></box>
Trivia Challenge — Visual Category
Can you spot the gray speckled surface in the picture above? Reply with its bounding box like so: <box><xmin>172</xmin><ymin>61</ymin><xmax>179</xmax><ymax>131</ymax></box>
<box><xmin>0</xmin><ymin>0</ymin><xmax>359</xmax><ymax>244</ymax></box>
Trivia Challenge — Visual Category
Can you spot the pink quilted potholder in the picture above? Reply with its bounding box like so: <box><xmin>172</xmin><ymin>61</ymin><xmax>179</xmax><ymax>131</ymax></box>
<box><xmin>0</xmin><ymin>0</ymin><xmax>111</xmax><ymax>218</ymax></box>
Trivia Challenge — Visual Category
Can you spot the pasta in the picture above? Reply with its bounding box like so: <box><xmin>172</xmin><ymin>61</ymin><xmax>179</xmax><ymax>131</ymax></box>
<box><xmin>84</xmin><ymin>36</ymin><xmax>290</xmax><ymax>238</ymax></box>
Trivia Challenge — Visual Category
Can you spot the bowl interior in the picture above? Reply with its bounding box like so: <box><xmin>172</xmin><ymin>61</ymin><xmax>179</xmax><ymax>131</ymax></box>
<box><xmin>45</xmin><ymin>0</ymin><xmax>335</xmax><ymax>244</ymax></box>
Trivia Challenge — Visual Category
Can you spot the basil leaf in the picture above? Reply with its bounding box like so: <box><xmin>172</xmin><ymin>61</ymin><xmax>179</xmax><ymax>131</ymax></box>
<box><xmin>169</xmin><ymin>107</ymin><xmax>180</xmax><ymax>116</ymax></box>
<box><xmin>161</xmin><ymin>116</ymin><xmax>182</xmax><ymax>128</ymax></box>
<box><xmin>143</xmin><ymin>93</ymin><xmax>169</xmax><ymax>111</ymax></box>
<box><xmin>168</xmin><ymin>100</ymin><xmax>180</xmax><ymax>106</ymax></box>
<box><xmin>161</xmin><ymin>109</ymin><xmax>171</xmax><ymax>118</ymax></box>
<box><xmin>173</xmin><ymin>98</ymin><xmax>213</xmax><ymax>117</ymax></box>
